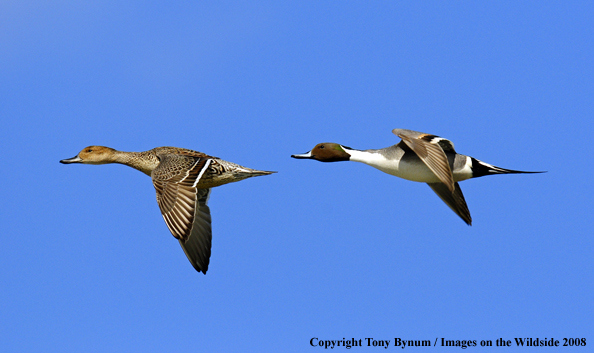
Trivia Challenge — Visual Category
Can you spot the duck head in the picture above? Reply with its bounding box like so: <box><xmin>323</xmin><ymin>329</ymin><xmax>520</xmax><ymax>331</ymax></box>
<box><xmin>291</xmin><ymin>143</ymin><xmax>351</xmax><ymax>162</ymax></box>
<box><xmin>60</xmin><ymin>146</ymin><xmax>118</xmax><ymax>165</ymax></box>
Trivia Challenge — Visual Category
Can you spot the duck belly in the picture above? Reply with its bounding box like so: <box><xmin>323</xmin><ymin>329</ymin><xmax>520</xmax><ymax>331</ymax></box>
<box><xmin>372</xmin><ymin>158</ymin><xmax>441</xmax><ymax>183</ymax></box>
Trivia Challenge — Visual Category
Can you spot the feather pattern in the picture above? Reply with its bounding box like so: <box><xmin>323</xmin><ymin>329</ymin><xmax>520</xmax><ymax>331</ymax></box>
<box><xmin>152</xmin><ymin>155</ymin><xmax>213</xmax><ymax>273</ymax></box>
<box><xmin>60</xmin><ymin>145</ymin><xmax>274</xmax><ymax>274</ymax></box>
<box><xmin>394</xmin><ymin>130</ymin><xmax>456</xmax><ymax>193</ymax></box>
<box><xmin>292</xmin><ymin>129</ymin><xmax>543</xmax><ymax>225</ymax></box>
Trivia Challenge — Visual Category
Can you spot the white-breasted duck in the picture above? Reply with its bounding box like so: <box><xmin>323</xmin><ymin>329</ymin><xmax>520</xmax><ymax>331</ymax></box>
<box><xmin>292</xmin><ymin>128</ymin><xmax>544</xmax><ymax>225</ymax></box>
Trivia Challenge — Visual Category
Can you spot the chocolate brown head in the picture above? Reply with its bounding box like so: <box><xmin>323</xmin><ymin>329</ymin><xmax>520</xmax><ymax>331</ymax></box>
<box><xmin>291</xmin><ymin>143</ymin><xmax>351</xmax><ymax>162</ymax></box>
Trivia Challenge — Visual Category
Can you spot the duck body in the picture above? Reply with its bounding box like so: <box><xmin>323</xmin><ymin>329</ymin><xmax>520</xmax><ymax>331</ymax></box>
<box><xmin>61</xmin><ymin>145</ymin><xmax>274</xmax><ymax>274</ymax></box>
<box><xmin>346</xmin><ymin>144</ymin><xmax>474</xmax><ymax>183</ymax></box>
<box><xmin>292</xmin><ymin>128</ymin><xmax>543</xmax><ymax>225</ymax></box>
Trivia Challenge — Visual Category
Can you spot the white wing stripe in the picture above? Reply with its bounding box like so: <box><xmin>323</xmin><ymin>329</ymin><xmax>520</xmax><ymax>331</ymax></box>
<box><xmin>192</xmin><ymin>159</ymin><xmax>212</xmax><ymax>188</ymax></box>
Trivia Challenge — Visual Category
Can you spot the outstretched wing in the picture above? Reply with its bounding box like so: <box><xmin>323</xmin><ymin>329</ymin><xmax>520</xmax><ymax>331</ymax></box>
<box><xmin>152</xmin><ymin>154</ymin><xmax>213</xmax><ymax>273</ymax></box>
<box><xmin>427</xmin><ymin>182</ymin><xmax>472</xmax><ymax>225</ymax></box>
<box><xmin>178</xmin><ymin>188</ymin><xmax>212</xmax><ymax>274</ymax></box>
<box><xmin>392</xmin><ymin>129</ymin><xmax>456</xmax><ymax>193</ymax></box>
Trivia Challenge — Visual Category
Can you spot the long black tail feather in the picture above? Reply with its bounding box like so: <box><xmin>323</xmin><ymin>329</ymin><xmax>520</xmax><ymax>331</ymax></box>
<box><xmin>471</xmin><ymin>157</ymin><xmax>546</xmax><ymax>178</ymax></box>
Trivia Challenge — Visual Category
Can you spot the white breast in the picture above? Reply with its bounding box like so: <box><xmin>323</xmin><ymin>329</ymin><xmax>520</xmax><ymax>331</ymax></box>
<box><xmin>347</xmin><ymin>149</ymin><xmax>441</xmax><ymax>183</ymax></box>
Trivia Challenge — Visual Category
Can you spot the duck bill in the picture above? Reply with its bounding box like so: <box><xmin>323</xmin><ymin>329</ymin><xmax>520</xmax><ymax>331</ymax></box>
<box><xmin>291</xmin><ymin>151</ymin><xmax>313</xmax><ymax>159</ymax></box>
<box><xmin>60</xmin><ymin>155</ymin><xmax>83</xmax><ymax>164</ymax></box>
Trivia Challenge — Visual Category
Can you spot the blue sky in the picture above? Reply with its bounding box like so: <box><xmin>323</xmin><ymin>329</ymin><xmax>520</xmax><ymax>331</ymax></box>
<box><xmin>1</xmin><ymin>1</ymin><xmax>592</xmax><ymax>352</ymax></box>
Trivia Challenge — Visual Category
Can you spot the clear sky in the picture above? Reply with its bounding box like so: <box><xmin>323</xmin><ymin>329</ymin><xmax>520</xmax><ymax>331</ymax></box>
<box><xmin>1</xmin><ymin>2</ymin><xmax>592</xmax><ymax>352</ymax></box>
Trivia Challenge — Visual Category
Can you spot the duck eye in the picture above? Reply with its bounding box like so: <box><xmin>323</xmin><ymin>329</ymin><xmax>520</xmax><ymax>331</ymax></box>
<box><xmin>319</xmin><ymin>145</ymin><xmax>325</xmax><ymax>149</ymax></box>
<box><xmin>86</xmin><ymin>149</ymin><xmax>93</xmax><ymax>153</ymax></box>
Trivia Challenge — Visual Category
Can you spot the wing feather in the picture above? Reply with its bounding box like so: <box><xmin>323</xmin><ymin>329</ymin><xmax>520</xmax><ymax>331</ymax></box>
<box><xmin>427</xmin><ymin>182</ymin><xmax>472</xmax><ymax>225</ymax></box>
<box><xmin>393</xmin><ymin>129</ymin><xmax>456</xmax><ymax>193</ymax></box>
<box><xmin>152</xmin><ymin>154</ymin><xmax>214</xmax><ymax>273</ymax></box>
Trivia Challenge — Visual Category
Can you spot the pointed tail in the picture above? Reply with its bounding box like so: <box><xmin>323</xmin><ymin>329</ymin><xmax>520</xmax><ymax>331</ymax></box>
<box><xmin>471</xmin><ymin>158</ymin><xmax>546</xmax><ymax>178</ymax></box>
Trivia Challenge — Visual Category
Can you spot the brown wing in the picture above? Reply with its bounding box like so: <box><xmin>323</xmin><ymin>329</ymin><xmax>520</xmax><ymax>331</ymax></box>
<box><xmin>178</xmin><ymin>188</ymin><xmax>212</xmax><ymax>274</ymax></box>
<box><xmin>392</xmin><ymin>129</ymin><xmax>456</xmax><ymax>193</ymax></box>
<box><xmin>152</xmin><ymin>154</ymin><xmax>213</xmax><ymax>273</ymax></box>
<box><xmin>151</xmin><ymin>146</ymin><xmax>212</xmax><ymax>159</ymax></box>
<box><xmin>427</xmin><ymin>182</ymin><xmax>472</xmax><ymax>225</ymax></box>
